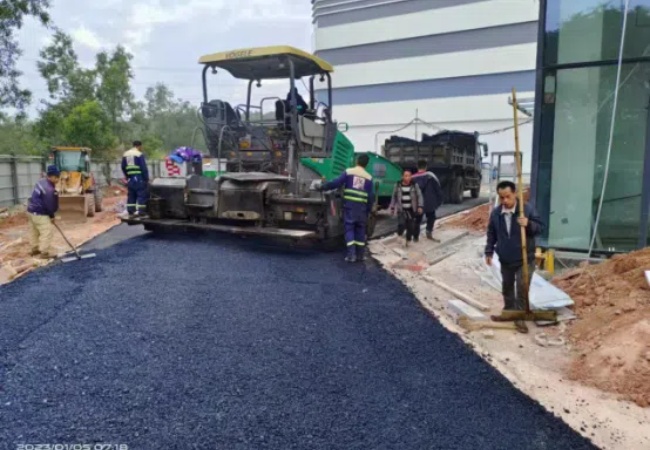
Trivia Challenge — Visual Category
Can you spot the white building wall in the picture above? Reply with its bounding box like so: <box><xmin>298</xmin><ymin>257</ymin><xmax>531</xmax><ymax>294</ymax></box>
<box><xmin>311</xmin><ymin>0</ymin><xmax>540</xmax><ymax>173</ymax></box>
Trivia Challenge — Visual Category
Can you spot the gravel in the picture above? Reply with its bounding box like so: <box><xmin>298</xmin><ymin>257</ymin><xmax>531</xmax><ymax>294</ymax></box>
<box><xmin>0</xmin><ymin>229</ymin><xmax>595</xmax><ymax>449</ymax></box>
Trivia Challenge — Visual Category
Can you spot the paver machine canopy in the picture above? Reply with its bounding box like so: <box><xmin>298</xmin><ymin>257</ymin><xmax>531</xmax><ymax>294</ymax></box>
<box><xmin>198</xmin><ymin>45</ymin><xmax>350</xmax><ymax>180</ymax></box>
<box><xmin>49</xmin><ymin>146</ymin><xmax>103</xmax><ymax>223</ymax></box>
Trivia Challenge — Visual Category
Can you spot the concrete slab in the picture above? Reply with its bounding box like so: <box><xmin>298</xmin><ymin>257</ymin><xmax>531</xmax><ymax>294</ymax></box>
<box><xmin>447</xmin><ymin>299</ymin><xmax>488</xmax><ymax>321</ymax></box>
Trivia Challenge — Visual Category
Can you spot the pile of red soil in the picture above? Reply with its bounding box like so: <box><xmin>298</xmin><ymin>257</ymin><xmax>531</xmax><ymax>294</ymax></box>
<box><xmin>443</xmin><ymin>203</ymin><xmax>491</xmax><ymax>232</ymax></box>
<box><xmin>442</xmin><ymin>189</ymin><xmax>530</xmax><ymax>233</ymax></box>
<box><xmin>553</xmin><ymin>249</ymin><xmax>650</xmax><ymax>407</ymax></box>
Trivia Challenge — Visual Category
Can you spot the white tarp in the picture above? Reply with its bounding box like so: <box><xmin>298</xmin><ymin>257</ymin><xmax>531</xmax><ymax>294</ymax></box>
<box><xmin>487</xmin><ymin>252</ymin><xmax>574</xmax><ymax>310</ymax></box>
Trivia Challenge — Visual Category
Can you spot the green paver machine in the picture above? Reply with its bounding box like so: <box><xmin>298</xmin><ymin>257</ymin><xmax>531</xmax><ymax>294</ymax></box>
<box><xmin>121</xmin><ymin>45</ymin><xmax>395</xmax><ymax>244</ymax></box>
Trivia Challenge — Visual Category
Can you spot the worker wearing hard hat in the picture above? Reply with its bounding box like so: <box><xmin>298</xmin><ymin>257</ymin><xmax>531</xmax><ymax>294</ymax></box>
<box><xmin>318</xmin><ymin>154</ymin><xmax>375</xmax><ymax>263</ymax></box>
<box><xmin>27</xmin><ymin>165</ymin><xmax>61</xmax><ymax>259</ymax></box>
<box><xmin>121</xmin><ymin>140</ymin><xmax>150</xmax><ymax>217</ymax></box>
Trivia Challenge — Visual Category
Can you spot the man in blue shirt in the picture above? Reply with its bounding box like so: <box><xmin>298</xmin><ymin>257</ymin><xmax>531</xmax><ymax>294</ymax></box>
<box><xmin>319</xmin><ymin>154</ymin><xmax>375</xmax><ymax>262</ymax></box>
<box><xmin>121</xmin><ymin>140</ymin><xmax>149</xmax><ymax>217</ymax></box>
<box><xmin>27</xmin><ymin>165</ymin><xmax>61</xmax><ymax>258</ymax></box>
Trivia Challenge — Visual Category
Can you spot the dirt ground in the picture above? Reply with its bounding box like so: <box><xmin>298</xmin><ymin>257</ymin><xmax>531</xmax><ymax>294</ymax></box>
<box><xmin>0</xmin><ymin>186</ymin><xmax>126</xmax><ymax>284</ymax></box>
<box><xmin>370</xmin><ymin>211</ymin><xmax>650</xmax><ymax>450</ymax></box>
<box><xmin>553</xmin><ymin>249</ymin><xmax>650</xmax><ymax>408</ymax></box>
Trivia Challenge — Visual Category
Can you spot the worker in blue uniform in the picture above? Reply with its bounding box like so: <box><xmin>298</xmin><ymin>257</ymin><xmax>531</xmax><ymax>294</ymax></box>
<box><xmin>319</xmin><ymin>154</ymin><xmax>375</xmax><ymax>263</ymax></box>
<box><xmin>27</xmin><ymin>165</ymin><xmax>61</xmax><ymax>258</ymax></box>
<box><xmin>121</xmin><ymin>140</ymin><xmax>149</xmax><ymax>217</ymax></box>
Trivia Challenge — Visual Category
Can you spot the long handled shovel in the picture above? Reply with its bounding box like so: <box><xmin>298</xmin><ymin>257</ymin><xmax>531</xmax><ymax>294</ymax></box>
<box><xmin>498</xmin><ymin>88</ymin><xmax>557</xmax><ymax>323</ymax></box>
<box><xmin>53</xmin><ymin>221</ymin><xmax>97</xmax><ymax>263</ymax></box>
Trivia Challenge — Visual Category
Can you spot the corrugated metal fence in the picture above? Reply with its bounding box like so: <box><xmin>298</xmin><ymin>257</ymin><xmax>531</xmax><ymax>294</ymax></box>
<box><xmin>0</xmin><ymin>155</ymin><xmax>164</xmax><ymax>208</ymax></box>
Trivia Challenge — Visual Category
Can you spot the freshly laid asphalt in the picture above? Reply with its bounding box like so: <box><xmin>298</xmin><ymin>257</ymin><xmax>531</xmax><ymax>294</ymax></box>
<box><xmin>0</xmin><ymin>225</ymin><xmax>595</xmax><ymax>449</ymax></box>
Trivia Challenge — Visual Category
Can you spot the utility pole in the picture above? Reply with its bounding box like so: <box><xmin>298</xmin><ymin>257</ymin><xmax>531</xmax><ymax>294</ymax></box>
<box><xmin>415</xmin><ymin>109</ymin><xmax>419</xmax><ymax>140</ymax></box>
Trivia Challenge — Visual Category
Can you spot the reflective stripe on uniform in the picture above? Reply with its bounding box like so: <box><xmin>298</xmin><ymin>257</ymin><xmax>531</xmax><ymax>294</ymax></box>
<box><xmin>343</xmin><ymin>188</ymin><xmax>368</xmax><ymax>204</ymax></box>
<box><xmin>126</xmin><ymin>164</ymin><xmax>142</xmax><ymax>175</ymax></box>
<box><xmin>344</xmin><ymin>189</ymin><xmax>367</xmax><ymax>198</ymax></box>
<box><xmin>346</xmin><ymin>240</ymin><xmax>366</xmax><ymax>247</ymax></box>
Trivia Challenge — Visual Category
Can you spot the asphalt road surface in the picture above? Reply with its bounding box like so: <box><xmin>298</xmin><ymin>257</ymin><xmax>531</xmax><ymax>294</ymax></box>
<box><xmin>0</xmin><ymin>226</ymin><xmax>595</xmax><ymax>449</ymax></box>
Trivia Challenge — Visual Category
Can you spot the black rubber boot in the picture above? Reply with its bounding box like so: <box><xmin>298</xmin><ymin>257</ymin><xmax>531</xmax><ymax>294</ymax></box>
<box><xmin>345</xmin><ymin>254</ymin><xmax>357</xmax><ymax>263</ymax></box>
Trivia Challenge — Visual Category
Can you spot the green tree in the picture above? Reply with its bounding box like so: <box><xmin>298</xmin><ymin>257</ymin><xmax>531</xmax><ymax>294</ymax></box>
<box><xmin>61</xmin><ymin>100</ymin><xmax>117</xmax><ymax>159</ymax></box>
<box><xmin>95</xmin><ymin>46</ymin><xmax>134</xmax><ymax>140</ymax></box>
<box><xmin>0</xmin><ymin>0</ymin><xmax>51</xmax><ymax>112</ymax></box>
<box><xmin>135</xmin><ymin>83</ymin><xmax>204</xmax><ymax>153</ymax></box>
<box><xmin>35</xmin><ymin>30</ymin><xmax>97</xmax><ymax>145</ymax></box>
<box><xmin>0</xmin><ymin>116</ymin><xmax>46</xmax><ymax>155</ymax></box>
<box><xmin>37</xmin><ymin>29</ymin><xmax>95</xmax><ymax>105</ymax></box>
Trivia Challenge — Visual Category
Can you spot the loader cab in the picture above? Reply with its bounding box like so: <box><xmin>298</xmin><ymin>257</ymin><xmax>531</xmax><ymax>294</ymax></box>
<box><xmin>197</xmin><ymin>46</ymin><xmax>346</xmax><ymax>176</ymax></box>
<box><xmin>51</xmin><ymin>147</ymin><xmax>91</xmax><ymax>174</ymax></box>
<box><xmin>48</xmin><ymin>146</ymin><xmax>102</xmax><ymax>221</ymax></box>
<box><xmin>49</xmin><ymin>147</ymin><xmax>93</xmax><ymax>194</ymax></box>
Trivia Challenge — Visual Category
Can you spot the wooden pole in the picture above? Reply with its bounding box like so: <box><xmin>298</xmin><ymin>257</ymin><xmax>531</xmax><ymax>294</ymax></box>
<box><xmin>511</xmin><ymin>87</ymin><xmax>531</xmax><ymax>314</ymax></box>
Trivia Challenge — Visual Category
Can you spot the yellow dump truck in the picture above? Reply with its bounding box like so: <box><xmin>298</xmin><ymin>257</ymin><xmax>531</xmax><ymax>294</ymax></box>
<box><xmin>49</xmin><ymin>147</ymin><xmax>103</xmax><ymax>223</ymax></box>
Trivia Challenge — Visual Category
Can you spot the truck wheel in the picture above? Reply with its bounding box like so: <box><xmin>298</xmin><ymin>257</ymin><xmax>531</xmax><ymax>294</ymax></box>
<box><xmin>470</xmin><ymin>187</ymin><xmax>480</xmax><ymax>199</ymax></box>
<box><xmin>94</xmin><ymin>189</ymin><xmax>104</xmax><ymax>212</ymax></box>
<box><xmin>451</xmin><ymin>177</ymin><xmax>464</xmax><ymax>204</ymax></box>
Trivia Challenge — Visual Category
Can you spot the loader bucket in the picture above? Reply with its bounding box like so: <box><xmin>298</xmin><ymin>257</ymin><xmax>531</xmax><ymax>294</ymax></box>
<box><xmin>58</xmin><ymin>195</ymin><xmax>91</xmax><ymax>224</ymax></box>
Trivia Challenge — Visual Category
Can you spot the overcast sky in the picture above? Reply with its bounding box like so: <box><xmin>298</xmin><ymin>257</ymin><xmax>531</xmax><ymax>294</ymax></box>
<box><xmin>16</xmin><ymin>0</ymin><xmax>314</xmax><ymax>117</ymax></box>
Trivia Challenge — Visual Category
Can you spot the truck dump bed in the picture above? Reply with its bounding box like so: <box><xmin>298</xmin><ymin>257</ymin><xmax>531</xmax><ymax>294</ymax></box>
<box><xmin>383</xmin><ymin>130</ymin><xmax>484</xmax><ymax>204</ymax></box>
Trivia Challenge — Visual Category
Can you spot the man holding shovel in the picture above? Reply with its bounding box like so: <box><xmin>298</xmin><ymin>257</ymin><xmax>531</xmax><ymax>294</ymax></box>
<box><xmin>27</xmin><ymin>165</ymin><xmax>61</xmax><ymax>259</ymax></box>
<box><xmin>484</xmin><ymin>181</ymin><xmax>543</xmax><ymax>334</ymax></box>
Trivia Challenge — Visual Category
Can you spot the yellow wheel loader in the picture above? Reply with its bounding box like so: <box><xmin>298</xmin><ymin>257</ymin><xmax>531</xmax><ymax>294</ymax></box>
<box><xmin>49</xmin><ymin>147</ymin><xmax>103</xmax><ymax>223</ymax></box>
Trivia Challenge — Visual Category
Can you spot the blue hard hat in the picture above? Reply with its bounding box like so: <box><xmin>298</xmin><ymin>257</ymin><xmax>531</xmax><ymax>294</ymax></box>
<box><xmin>46</xmin><ymin>165</ymin><xmax>60</xmax><ymax>176</ymax></box>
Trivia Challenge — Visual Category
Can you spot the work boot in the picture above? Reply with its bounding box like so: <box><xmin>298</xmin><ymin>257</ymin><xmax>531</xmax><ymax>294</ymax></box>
<box><xmin>345</xmin><ymin>254</ymin><xmax>357</xmax><ymax>263</ymax></box>
<box><xmin>515</xmin><ymin>320</ymin><xmax>529</xmax><ymax>334</ymax></box>
<box><xmin>414</xmin><ymin>236</ymin><xmax>419</xmax><ymax>243</ymax></box>
<box><xmin>426</xmin><ymin>231</ymin><xmax>433</xmax><ymax>240</ymax></box>
<box><xmin>357</xmin><ymin>248</ymin><xmax>367</xmax><ymax>262</ymax></box>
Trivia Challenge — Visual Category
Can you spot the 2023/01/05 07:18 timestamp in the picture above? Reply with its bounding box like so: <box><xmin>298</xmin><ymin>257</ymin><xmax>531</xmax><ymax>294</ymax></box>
<box><xmin>16</xmin><ymin>445</ymin><xmax>128</xmax><ymax>450</ymax></box>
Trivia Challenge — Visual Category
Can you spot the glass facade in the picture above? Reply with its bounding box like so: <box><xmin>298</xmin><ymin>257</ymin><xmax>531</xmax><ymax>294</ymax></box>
<box><xmin>533</xmin><ymin>0</ymin><xmax>650</xmax><ymax>252</ymax></box>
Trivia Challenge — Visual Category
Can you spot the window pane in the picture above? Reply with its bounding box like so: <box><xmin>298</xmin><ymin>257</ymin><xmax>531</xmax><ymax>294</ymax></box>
<box><xmin>545</xmin><ymin>0</ymin><xmax>650</xmax><ymax>66</ymax></box>
<box><xmin>546</xmin><ymin>63</ymin><xmax>650</xmax><ymax>251</ymax></box>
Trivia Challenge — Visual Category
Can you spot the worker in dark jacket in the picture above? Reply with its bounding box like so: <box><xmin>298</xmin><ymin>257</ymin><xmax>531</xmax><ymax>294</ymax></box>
<box><xmin>121</xmin><ymin>140</ymin><xmax>149</xmax><ymax>217</ymax></box>
<box><xmin>320</xmin><ymin>154</ymin><xmax>375</xmax><ymax>263</ymax></box>
<box><xmin>412</xmin><ymin>160</ymin><xmax>444</xmax><ymax>241</ymax></box>
<box><xmin>484</xmin><ymin>180</ymin><xmax>543</xmax><ymax>334</ymax></box>
<box><xmin>287</xmin><ymin>87</ymin><xmax>308</xmax><ymax>116</ymax></box>
<box><xmin>389</xmin><ymin>170</ymin><xmax>424</xmax><ymax>246</ymax></box>
<box><xmin>27</xmin><ymin>165</ymin><xmax>61</xmax><ymax>258</ymax></box>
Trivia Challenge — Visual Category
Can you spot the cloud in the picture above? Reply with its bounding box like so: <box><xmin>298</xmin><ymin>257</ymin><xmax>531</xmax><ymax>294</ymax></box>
<box><xmin>123</xmin><ymin>0</ymin><xmax>310</xmax><ymax>50</ymax></box>
<box><xmin>71</xmin><ymin>26</ymin><xmax>108</xmax><ymax>51</ymax></box>
<box><xmin>12</xmin><ymin>0</ymin><xmax>314</xmax><ymax>118</ymax></box>
<box><xmin>124</xmin><ymin>0</ymin><xmax>229</xmax><ymax>49</ymax></box>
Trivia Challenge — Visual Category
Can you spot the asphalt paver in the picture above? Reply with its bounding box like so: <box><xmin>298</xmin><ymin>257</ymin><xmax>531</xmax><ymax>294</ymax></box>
<box><xmin>0</xmin><ymin>229</ymin><xmax>595</xmax><ymax>449</ymax></box>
